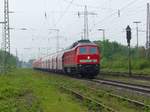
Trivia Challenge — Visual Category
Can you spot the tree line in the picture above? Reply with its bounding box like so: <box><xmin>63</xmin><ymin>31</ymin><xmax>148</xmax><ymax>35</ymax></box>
<box><xmin>95</xmin><ymin>40</ymin><xmax>150</xmax><ymax>71</ymax></box>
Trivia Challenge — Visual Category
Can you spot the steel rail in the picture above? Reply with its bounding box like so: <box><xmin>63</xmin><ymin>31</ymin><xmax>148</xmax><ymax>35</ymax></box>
<box><xmin>100</xmin><ymin>71</ymin><xmax>150</xmax><ymax>80</ymax></box>
<box><xmin>88</xmin><ymin>86</ymin><xmax>150</xmax><ymax>109</ymax></box>
<box><xmin>92</xmin><ymin>79</ymin><xmax>150</xmax><ymax>94</ymax></box>
<box><xmin>60</xmin><ymin>86</ymin><xmax>118</xmax><ymax>112</ymax></box>
<box><xmin>39</xmin><ymin>72</ymin><xmax>150</xmax><ymax>110</ymax></box>
<box><xmin>97</xmin><ymin>78</ymin><xmax>150</xmax><ymax>88</ymax></box>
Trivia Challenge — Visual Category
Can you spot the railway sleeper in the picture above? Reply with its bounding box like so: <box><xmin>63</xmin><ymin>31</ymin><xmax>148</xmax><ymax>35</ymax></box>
<box><xmin>59</xmin><ymin>86</ymin><xmax>117</xmax><ymax>112</ymax></box>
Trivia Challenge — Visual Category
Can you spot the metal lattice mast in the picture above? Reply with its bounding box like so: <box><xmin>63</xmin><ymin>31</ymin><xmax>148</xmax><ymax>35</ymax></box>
<box><xmin>78</xmin><ymin>5</ymin><xmax>97</xmax><ymax>40</ymax></box>
<box><xmin>4</xmin><ymin>0</ymin><xmax>10</xmax><ymax>53</ymax></box>
<box><xmin>2</xmin><ymin>0</ymin><xmax>10</xmax><ymax>73</ymax></box>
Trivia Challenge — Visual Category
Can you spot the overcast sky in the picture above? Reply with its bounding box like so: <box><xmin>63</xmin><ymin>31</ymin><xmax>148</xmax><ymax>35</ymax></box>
<box><xmin>0</xmin><ymin>0</ymin><xmax>150</xmax><ymax>61</ymax></box>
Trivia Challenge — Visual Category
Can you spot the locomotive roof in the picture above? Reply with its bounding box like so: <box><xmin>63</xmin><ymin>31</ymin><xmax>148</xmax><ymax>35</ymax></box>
<box><xmin>34</xmin><ymin>39</ymin><xmax>98</xmax><ymax>62</ymax></box>
<box><xmin>69</xmin><ymin>39</ymin><xmax>96</xmax><ymax>49</ymax></box>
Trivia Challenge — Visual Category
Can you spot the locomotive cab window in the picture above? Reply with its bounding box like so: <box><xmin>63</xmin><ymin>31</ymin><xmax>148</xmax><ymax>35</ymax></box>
<box><xmin>79</xmin><ymin>47</ymin><xmax>87</xmax><ymax>54</ymax></box>
<box><xmin>89</xmin><ymin>47</ymin><xmax>97</xmax><ymax>54</ymax></box>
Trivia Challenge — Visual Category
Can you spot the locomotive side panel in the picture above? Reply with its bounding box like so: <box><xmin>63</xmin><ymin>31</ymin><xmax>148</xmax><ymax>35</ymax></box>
<box><xmin>32</xmin><ymin>40</ymin><xmax>101</xmax><ymax>78</ymax></box>
<box><xmin>49</xmin><ymin>56</ymin><xmax>52</xmax><ymax>70</ymax></box>
<box><xmin>57</xmin><ymin>53</ymin><xmax>64</xmax><ymax>71</ymax></box>
<box><xmin>63</xmin><ymin>49</ymin><xmax>77</xmax><ymax>68</ymax></box>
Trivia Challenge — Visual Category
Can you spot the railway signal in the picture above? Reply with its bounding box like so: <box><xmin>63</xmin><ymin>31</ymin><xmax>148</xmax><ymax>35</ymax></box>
<box><xmin>126</xmin><ymin>25</ymin><xmax>131</xmax><ymax>46</ymax></box>
<box><xmin>126</xmin><ymin>25</ymin><xmax>132</xmax><ymax>76</ymax></box>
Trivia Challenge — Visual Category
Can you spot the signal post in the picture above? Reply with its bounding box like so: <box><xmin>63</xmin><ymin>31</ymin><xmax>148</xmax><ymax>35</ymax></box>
<box><xmin>126</xmin><ymin>25</ymin><xmax>132</xmax><ymax>76</ymax></box>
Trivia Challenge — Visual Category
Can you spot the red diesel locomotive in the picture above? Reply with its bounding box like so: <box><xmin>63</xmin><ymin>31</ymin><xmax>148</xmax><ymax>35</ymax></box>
<box><xmin>33</xmin><ymin>40</ymin><xmax>101</xmax><ymax>78</ymax></box>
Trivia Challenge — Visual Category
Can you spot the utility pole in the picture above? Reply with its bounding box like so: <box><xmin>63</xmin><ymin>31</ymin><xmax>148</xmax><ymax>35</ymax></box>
<box><xmin>146</xmin><ymin>3</ymin><xmax>150</xmax><ymax>57</ymax></box>
<box><xmin>133</xmin><ymin>21</ymin><xmax>141</xmax><ymax>48</ymax></box>
<box><xmin>0</xmin><ymin>22</ymin><xmax>6</xmax><ymax>73</ymax></box>
<box><xmin>1</xmin><ymin>0</ymin><xmax>11</xmax><ymax>73</ymax></box>
<box><xmin>84</xmin><ymin>6</ymin><xmax>88</xmax><ymax>40</ymax></box>
<box><xmin>4</xmin><ymin>0</ymin><xmax>10</xmax><ymax>53</ymax></box>
<box><xmin>0</xmin><ymin>22</ymin><xmax>6</xmax><ymax>47</ymax></box>
<box><xmin>78</xmin><ymin>5</ymin><xmax>97</xmax><ymax>40</ymax></box>
<box><xmin>98</xmin><ymin>29</ymin><xmax>105</xmax><ymax>41</ymax></box>
<box><xmin>48</xmin><ymin>29</ymin><xmax>59</xmax><ymax>53</ymax></box>
<box><xmin>146</xmin><ymin>3</ymin><xmax>149</xmax><ymax>50</ymax></box>
<box><xmin>56</xmin><ymin>29</ymin><xmax>59</xmax><ymax>52</ymax></box>
<box><xmin>15</xmin><ymin>49</ymin><xmax>18</xmax><ymax>68</ymax></box>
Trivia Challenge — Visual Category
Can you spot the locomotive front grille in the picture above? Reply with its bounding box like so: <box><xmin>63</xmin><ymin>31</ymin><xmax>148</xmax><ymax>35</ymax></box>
<box><xmin>79</xmin><ymin>59</ymin><xmax>97</xmax><ymax>63</ymax></box>
<box><xmin>78</xmin><ymin>64</ymin><xmax>99</xmax><ymax>74</ymax></box>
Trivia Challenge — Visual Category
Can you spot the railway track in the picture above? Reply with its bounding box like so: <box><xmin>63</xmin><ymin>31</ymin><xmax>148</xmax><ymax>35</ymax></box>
<box><xmin>43</xmin><ymin>72</ymin><xmax>150</xmax><ymax>111</ymax></box>
<box><xmin>59</xmin><ymin>83</ymin><xmax>150</xmax><ymax>112</ymax></box>
<box><xmin>60</xmin><ymin>86</ymin><xmax>118</xmax><ymax>112</ymax></box>
<box><xmin>100</xmin><ymin>71</ymin><xmax>150</xmax><ymax>80</ymax></box>
<box><xmin>92</xmin><ymin>79</ymin><xmax>150</xmax><ymax>95</ymax></box>
<box><xmin>88</xmin><ymin>86</ymin><xmax>150</xmax><ymax>109</ymax></box>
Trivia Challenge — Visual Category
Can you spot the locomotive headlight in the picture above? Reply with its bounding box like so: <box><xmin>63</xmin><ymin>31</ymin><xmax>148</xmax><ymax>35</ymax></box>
<box><xmin>87</xmin><ymin>56</ymin><xmax>90</xmax><ymax>59</ymax></box>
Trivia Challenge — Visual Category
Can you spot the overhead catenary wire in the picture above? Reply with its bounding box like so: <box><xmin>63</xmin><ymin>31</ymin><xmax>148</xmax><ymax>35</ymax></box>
<box><xmin>44</xmin><ymin>0</ymin><xmax>52</xmax><ymax>28</ymax></box>
<box><xmin>67</xmin><ymin>0</ymin><xmax>144</xmax><ymax>44</ymax></box>
<box><xmin>89</xmin><ymin>0</ymin><xmax>142</xmax><ymax>33</ymax></box>
<box><xmin>62</xmin><ymin>0</ymin><xmax>116</xmax><ymax>10</ymax></box>
<box><xmin>44</xmin><ymin>0</ymin><xmax>143</xmax><ymax>39</ymax></box>
<box><xmin>54</xmin><ymin>0</ymin><xmax>75</xmax><ymax>27</ymax></box>
<box><xmin>63</xmin><ymin>0</ymin><xmax>83</xmax><ymax>7</ymax></box>
<box><xmin>42</xmin><ymin>0</ymin><xmax>145</xmax><ymax>44</ymax></box>
<box><xmin>63</xmin><ymin>0</ymin><xmax>90</xmax><ymax>8</ymax></box>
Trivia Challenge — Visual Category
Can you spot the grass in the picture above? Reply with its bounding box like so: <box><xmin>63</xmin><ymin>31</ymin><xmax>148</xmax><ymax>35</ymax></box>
<box><xmin>0</xmin><ymin>69</ymin><xmax>87</xmax><ymax>112</ymax></box>
<box><xmin>34</xmin><ymin>71</ymin><xmax>150</xmax><ymax>112</ymax></box>
<box><xmin>0</xmin><ymin>69</ymin><xmax>149</xmax><ymax>112</ymax></box>
<box><xmin>101</xmin><ymin>68</ymin><xmax>150</xmax><ymax>76</ymax></box>
<box><xmin>101</xmin><ymin>55</ymin><xmax>150</xmax><ymax>76</ymax></box>
<box><xmin>97</xmin><ymin>74</ymin><xmax>150</xmax><ymax>86</ymax></box>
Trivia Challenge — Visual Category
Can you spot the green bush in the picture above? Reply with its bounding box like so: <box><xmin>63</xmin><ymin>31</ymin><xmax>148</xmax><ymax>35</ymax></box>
<box><xmin>0</xmin><ymin>50</ymin><xmax>17</xmax><ymax>68</ymax></box>
<box><xmin>95</xmin><ymin>40</ymin><xmax>150</xmax><ymax>71</ymax></box>
<box><xmin>132</xmin><ymin>59</ymin><xmax>150</xmax><ymax>70</ymax></box>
